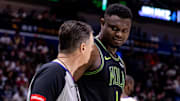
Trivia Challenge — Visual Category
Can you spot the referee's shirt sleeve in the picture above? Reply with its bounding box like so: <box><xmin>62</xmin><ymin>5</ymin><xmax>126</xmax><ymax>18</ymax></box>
<box><xmin>30</xmin><ymin>63</ymin><xmax>65</xmax><ymax>101</ymax></box>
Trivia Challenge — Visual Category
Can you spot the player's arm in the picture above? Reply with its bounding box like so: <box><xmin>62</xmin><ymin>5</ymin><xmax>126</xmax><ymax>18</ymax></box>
<box><xmin>88</xmin><ymin>44</ymin><xmax>102</xmax><ymax>70</ymax></box>
<box><xmin>74</xmin><ymin>44</ymin><xmax>100</xmax><ymax>81</ymax></box>
<box><xmin>28</xmin><ymin>66</ymin><xmax>65</xmax><ymax>101</ymax></box>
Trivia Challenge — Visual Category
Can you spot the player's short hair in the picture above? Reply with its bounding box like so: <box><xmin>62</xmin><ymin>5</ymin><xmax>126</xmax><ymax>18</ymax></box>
<box><xmin>105</xmin><ymin>3</ymin><xmax>133</xmax><ymax>20</ymax></box>
<box><xmin>58</xmin><ymin>20</ymin><xmax>93</xmax><ymax>53</ymax></box>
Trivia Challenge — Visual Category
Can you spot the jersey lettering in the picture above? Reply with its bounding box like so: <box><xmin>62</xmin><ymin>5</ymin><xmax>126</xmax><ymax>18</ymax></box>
<box><xmin>109</xmin><ymin>66</ymin><xmax>125</xmax><ymax>89</ymax></box>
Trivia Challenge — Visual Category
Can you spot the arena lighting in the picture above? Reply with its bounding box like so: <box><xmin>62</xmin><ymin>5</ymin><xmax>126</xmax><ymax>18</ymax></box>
<box><xmin>119</xmin><ymin>1</ymin><xmax>127</xmax><ymax>6</ymax></box>
<box><xmin>138</xmin><ymin>6</ymin><xmax>172</xmax><ymax>21</ymax></box>
<box><xmin>177</xmin><ymin>10</ymin><xmax>180</xmax><ymax>23</ymax></box>
<box><xmin>102</xmin><ymin>0</ymin><xmax>108</xmax><ymax>11</ymax></box>
<box><xmin>48</xmin><ymin>0</ymin><xmax>59</xmax><ymax>2</ymax></box>
<box><xmin>171</xmin><ymin>11</ymin><xmax>177</xmax><ymax>22</ymax></box>
<box><xmin>102</xmin><ymin>0</ymin><xmax>126</xmax><ymax>11</ymax></box>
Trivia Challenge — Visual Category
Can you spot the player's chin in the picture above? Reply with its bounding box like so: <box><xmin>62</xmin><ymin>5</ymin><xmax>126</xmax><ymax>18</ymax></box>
<box><xmin>112</xmin><ymin>42</ymin><xmax>124</xmax><ymax>47</ymax></box>
<box><xmin>111</xmin><ymin>43</ymin><xmax>123</xmax><ymax>48</ymax></box>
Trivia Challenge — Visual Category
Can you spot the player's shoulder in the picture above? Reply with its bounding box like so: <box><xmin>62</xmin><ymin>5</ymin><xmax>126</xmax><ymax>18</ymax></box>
<box><xmin>85</xmin><ymin>39</ymin><xmax>102</xmax><ymax>71</ymax></box>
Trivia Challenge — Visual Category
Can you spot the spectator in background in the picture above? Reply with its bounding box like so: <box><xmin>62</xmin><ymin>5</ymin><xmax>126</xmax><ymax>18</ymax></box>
<box><xmin>150</xmin><ymin>33</ymin><xmax>160</xmax><ymax>50</ymax></box>
<box><xmin>13</xmin><ymin>30</ymin><xmax>26</xmax><ymax>49</ymax></box>
<box><xmin>37</xmin><ymin>10</ymin><xmax>49</xmax><ymax>22</ymax></box>
<box><xmin>159</xmin><ymin>34</ymin><xmax>173</xmax><ymax>52</ymax></box>
<box><xmin>2</xmin><ymin>5</ymin><xmax>12</xmax><ymax>17</ymax></box>
<box><xmin>121</xmin><ymin>75</ymin><xmax>137</xmax><ymax>101</ymax></box>
<box><xmin>26</xmin><ymin>10</ymin><xmax>37</xmax><ymax>21</ymax></box>
<box><xmin>12</xmin><ymin>87</ymin><xmax>25</xmax><ymax>101</ymax></box>
<box><xmin>0</xmin><ymin>33</ymin><xmax>12</xmax><ymax>45</ymax></box>
<box><xmin>12</xmin><ymin>8</ymin><xmax>27</xmax><ymax>19</ymax></box>
<box><xmin>174</xmin><ymin>75</ymin><xmax>180</xmax><ymax>101</ymax></box>
<box><xmin>150</xmin><ymin>33</ymin><xmax>160</xmax><ymax>44</ymax></box>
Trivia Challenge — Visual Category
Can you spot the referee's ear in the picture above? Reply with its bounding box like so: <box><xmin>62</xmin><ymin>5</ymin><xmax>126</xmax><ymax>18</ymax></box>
<box><xmin>80</xmin><ymin>42</ymin><xmax>86</xmax><ymax>54</ymax></box>
<box><xmin>100</xmin><ymin>18</ymin><xmax>105</xmax><ymax>26</ymax></box>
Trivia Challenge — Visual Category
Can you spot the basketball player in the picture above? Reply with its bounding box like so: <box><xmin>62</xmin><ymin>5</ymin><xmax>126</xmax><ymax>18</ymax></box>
<box><xmin>77</xmin><ymin>4</ymin><xmax>132</xmax><ymax>101</ymax></box>
<box><xmin>27</xmin><ymin>20</ymin><xmax>94</xmax><ymax>101</ymax></box>
<box><xmin>121</xmin><ymin>75</ymin><xmax>137</xmax><ymax>101</ymax></box>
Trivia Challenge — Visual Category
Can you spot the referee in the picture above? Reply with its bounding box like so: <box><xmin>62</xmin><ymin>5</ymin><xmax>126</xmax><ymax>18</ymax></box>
<box><xmin>27</xmin><ymin>20</ymin><xmax>94</xmax><ymax>101</ymax></box>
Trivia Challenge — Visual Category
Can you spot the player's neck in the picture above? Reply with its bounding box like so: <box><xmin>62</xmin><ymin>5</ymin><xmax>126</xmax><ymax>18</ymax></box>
<box><xmin>98</xmin><ymin>36</ymin><xmax>117</xmax><ymax>55</ymax></box>
<box><xmin>106</xmin><ymin>45</ymin><xmax>117</xmax><ymax>56</ymax></box>
<box><xmin>57</xmin><ymin>53</ymin><xmax>80</xmax><ymax>79</ymax></box>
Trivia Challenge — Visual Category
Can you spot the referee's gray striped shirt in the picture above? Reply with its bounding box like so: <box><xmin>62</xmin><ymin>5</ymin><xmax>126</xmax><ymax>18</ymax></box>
<box><xmin>27</xmin><ymin>59</ymin><xmax>81</xmax><ymax>101</ymax></box>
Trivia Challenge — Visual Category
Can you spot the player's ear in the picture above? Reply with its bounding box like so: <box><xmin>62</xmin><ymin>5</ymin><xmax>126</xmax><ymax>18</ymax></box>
<box><xmin>80</xmin><ymin>42</ymin><xmax>86</xmax><ymax>54</ymax></box>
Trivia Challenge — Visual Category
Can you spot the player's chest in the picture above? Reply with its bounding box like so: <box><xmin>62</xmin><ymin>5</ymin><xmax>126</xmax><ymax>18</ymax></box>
<box><xmin>101</xmin><ymin>59</ymin><xmax>126</xmax><ymax>89</ymax></box>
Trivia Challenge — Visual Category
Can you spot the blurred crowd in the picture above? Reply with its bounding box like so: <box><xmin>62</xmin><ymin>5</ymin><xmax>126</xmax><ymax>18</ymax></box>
<box><xmin>0</xmin><ymin>4</ymin><xmax>58</xmax><ymax>23</ymax></box>
<box><xmin>123</xmin><ymin>50</ymin><xmax>180</xmax><ymax>101</ymax></box>
<box><xmin>0</xmin><ymin>32</ymin><xmax>56</xmax><ymax>101</ymax></box>
<box><xmin>126</xmin><ymin>26</ymin><xmax>180</xmax><ymax>54</ymax></box>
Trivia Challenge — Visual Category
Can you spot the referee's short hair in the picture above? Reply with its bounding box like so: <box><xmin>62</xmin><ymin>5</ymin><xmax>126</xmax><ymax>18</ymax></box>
<box><xmin>58</xmin><ymin>20</ymin><xmax>93</xmax><ymax>53</ymax></box>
